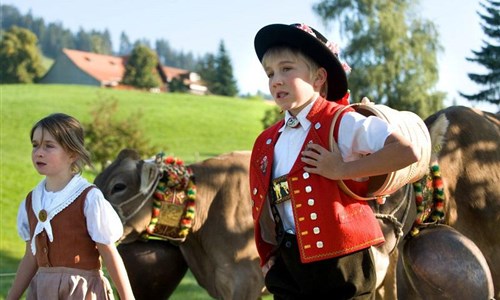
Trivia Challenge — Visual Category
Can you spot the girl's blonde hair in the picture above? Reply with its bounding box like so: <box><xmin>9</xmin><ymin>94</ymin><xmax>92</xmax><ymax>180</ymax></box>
<box><xmin>262</xmin><ymin>46</ymin><xmax>328</xmax><ymax>97</ymax></box>
<box><xmin>30</xmin><ymin>113</ymin><xmax>92</xmax><ymax>174</ymax></box>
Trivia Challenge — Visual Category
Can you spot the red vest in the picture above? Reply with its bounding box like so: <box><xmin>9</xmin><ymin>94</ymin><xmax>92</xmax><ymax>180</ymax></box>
<box><xmin>249</xmin><ymin>97</ymin><xmax>384</xmax><ymax>265</ymax></box>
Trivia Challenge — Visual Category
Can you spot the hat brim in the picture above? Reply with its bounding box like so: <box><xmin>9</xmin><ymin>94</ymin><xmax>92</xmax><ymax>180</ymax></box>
<box><xmin>254</xmin><ymin>24</ymin><xmax>347</xmax><ymax>102</ymax></box>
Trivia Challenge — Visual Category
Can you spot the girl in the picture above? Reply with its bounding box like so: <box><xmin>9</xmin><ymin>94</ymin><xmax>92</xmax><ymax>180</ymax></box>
<box><xmin>7</xmin><ymin>113</ymin><xmax>134</xmax><ymax>300</ymax></box>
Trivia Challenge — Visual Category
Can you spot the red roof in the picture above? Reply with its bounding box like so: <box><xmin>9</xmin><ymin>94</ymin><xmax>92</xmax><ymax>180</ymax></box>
<box><xmin>162</xmin><ymin>66</ymin><xmax>189</xmax><ymax>81</ymax></box>
<box><xmin>63</xmin><ymin>48</ymin><xmax>125</xmax><ymax>84</ymax></box>
<box><xmin>61</xmin><ymin>48</ymin><xmax>197</xmax><ymax>90</ymax></box>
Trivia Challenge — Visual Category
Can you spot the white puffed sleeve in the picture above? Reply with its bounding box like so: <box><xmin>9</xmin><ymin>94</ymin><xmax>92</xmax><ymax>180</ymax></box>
<box><xmin>338</xmin><ymin>111</ymin><xmax>394</xmax><ymax>162</ymax></box>
<box><xmin>16</xmin><ymin>199</ymin><xmax>30</xmax><ymax>241</ymax></box>
<box><xmin>84</xmin><ymin>188</ymin><xmax>124</xmax><ymax>245</ymax></box>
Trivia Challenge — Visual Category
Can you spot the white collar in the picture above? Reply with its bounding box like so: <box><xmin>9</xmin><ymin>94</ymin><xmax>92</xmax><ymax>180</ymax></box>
<box><xmin>279</xmin><ymin>99</ymin><xmax>316</xmax><ymax>132</ymax></box>
<box><xmin>30</xmin><ymin>174</ymin><xmax>91</xmax><ymax>255</ymax></box>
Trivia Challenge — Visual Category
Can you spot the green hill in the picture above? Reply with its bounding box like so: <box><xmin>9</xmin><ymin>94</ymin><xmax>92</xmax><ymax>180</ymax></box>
<box><xmin>0</xmin><ymin>84</ymin><xmax>272</xmax><ymax>298</ymax></box>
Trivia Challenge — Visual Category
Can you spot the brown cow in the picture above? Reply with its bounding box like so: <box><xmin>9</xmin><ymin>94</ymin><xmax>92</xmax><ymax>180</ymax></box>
<box><xmin>94</xmin><ymin>148</ymin><xmax>419</xmax><ymax>298</ymax></box>
<box><xmin>379</xmin><ymin>106</ymin><xmax>499</xmax><ymax>299</ymax></box>
<box><xmin>94</xmin><ymin>150</ymin><xmax>264</xmax><ymax>300</ymax></box>
<box><xmin>117</xmin><ymin>240</ymin><xmax>187</xmax><ymax>299</ymax></box>
<box><xmin>423</xmin><ymin>106</ymin><xmax>499</xmax><ymax>297</ymax></box>
<box><xmin>95</xmin><ymin>106</ymin><xmax>498</xmax><ymax>299</ymax></box>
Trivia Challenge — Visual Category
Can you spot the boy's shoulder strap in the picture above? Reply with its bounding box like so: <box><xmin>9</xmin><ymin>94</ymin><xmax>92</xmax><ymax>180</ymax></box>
<box><xmin>330</xmin><ymin>104</ymin><xmax>354</xmax><ymax>143</ymax></box>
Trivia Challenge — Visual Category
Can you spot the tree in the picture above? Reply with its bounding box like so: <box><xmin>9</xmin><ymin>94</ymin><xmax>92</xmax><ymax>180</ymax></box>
<box><xmin>156</xmin><ymin>39</ymin><xmax>199</xmax><ymax>70</ymax></box>
<box><xmin>213</xmin><ymin>41</ymin><xmax>238</xmax><ymax>96</ymax></box>
<box><xmin>168</xmin><ymin>77</ymin><xmax>189</xmax><ymax>93</ymax></box>
<box><xmin>197</xmin><ymin>53</ymin><xmax>217</xmax><ymax>93</ymax></box>
<box><xmin>460</xmin><ymin>0</ymin><xmax>500</xmax><ymax>105</ymax></box>
<box><xmin>40</xmin><ymin>22</ymin><xmax>75</xmax><ymax>58</ymax></box>
<box><xmin>84</xmin><ymin>94</ymin><xmax>156</xmax><ymax>171</ymax></box>
<box><xmin>155</xmin><ymin>39</ymin><xmax>175</xmax><ymax>65</ymax></box>
<box><xmin>119</xmin><ymin>31</ymin><xmax>132</xmax><ymax>55</ymax></box>
<box><xmin>314</xmin><ymin>0</ymin><xmax>445</xmax><ymax>117</ymax></box>
<box><xmin>0</xmin><ymin>26</ymin><xmax>45</xmax><ymax>83</ymax></box>
<box><xmin>197</xmin><ymin>41</ymin><xmax>238</xmax><ymax>97</ymax></box>
<box><xmin>122</xmin><ymin>44</ymin><xmax>161</xmax><ymax>89</ymax></box>
<box><xmin>75</xmin><ymin>29</ymin><xmax>113</xmax><ymax>54</ymax></box>
<box><xmin>75</xmin><ymin>28</ymin><xmax>93</xmax><ymax>52</ymax></box>
<box><xmin>261</xmin><ymin>105</ymin><xmax>282</xmax><ymax>129</ymax></box>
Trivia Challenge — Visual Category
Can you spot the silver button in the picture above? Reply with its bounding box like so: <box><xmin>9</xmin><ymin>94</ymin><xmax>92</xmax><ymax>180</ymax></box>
<box><xmin>316</xmin><ymin>241</ymin><xmax>324</xmax><ymax>248</ymax></box>
<box><xmin>305</xmin><ymin>186</ymin><xmax>312</xmax><ymax>193</ymax></box>
<box><xmin>308</xmin><ymin>199</ymin><xmax>315</xmax><ymax>206</ymax></box>
<box><xmin>313</xmin><ymin>227</ymin><xmax>320</xmax><ymax>234</ymax></box>
<box><xmin>310</xmin><ymin>213</ymin><xmax>317</xmax><ymax>220</ymax></box>
<box><xmin>252</xmin><ymin>188</ymin><xmax>257</xmax><ymax>195</ymax></box>
<box><xmin>303</xmin><ymin>172</ymin><xmax>310</xmax><ymax>179</ymax></box>
<box><xmin>315</xmin><ymin>122</ymin><xmax>321</xmax><ymax>129</ymax></box>
<box><xmin>266</xmin><ymin>138</ymin><xmax>272</xmax><ymax>145</ymax></box>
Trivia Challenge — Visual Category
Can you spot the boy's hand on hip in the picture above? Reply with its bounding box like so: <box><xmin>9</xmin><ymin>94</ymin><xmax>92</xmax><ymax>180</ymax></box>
<box><xmin>301</xmin><ymin>143</ymin><xmax>345</xmax><ymax>180</ymax></box>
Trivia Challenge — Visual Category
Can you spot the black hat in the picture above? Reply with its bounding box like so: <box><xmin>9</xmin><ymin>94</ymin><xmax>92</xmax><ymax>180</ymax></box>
<box><xmin>254</xmin><ymin>23</ymin><xmax>349</xmax><ymax>102</ymax></box>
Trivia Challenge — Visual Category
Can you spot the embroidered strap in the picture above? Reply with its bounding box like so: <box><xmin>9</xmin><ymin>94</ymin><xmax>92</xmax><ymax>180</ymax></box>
<box><xmin>269</xmin><ymin>175</ymin><xmax>289</xmax><ymax>243</ymax></box>
<box><xmin>410</xmin><ymin>162</ymin><xmax>445</xmax><ymax>236</ymax></box>
<box><xmin>142</xmin><ymin>154</ymin><xmax>196</xmax><ymax>243</ymax></box>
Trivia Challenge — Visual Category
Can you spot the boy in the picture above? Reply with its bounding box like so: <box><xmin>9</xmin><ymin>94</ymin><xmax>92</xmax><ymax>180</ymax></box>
<box><xmin>249</xmin><ymin>23</ymin><xmax>419</xmax><ymax>298</ymax></box>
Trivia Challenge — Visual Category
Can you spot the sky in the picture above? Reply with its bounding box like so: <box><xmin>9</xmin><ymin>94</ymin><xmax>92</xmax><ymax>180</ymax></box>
<box><xmin>3</xmin><ymin>0</ymin><xmax>498</xmax><ymax>113</ymax></box>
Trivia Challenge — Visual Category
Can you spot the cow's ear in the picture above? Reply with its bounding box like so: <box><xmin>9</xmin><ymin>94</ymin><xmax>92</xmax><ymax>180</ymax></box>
<box><xmin>140</xmin><ymin>161</ymin><xmax>159</xmax><ymax>195</ymax></box>
<box><xmin>117</xmin><ymin>148</ymin><xmax>141</xmax><ymax>160</ymax></box>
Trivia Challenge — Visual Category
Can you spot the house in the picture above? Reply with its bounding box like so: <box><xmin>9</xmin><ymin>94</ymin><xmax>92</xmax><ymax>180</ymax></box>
<box><xmin>39</xmin><ymin>48</ymin><xmax>207</xmax><ymax>94</ymax></box>
<box><xmin>162</xmin><ymin>66</ymin><xmax>208</xmax><ymax>95</ymax></box>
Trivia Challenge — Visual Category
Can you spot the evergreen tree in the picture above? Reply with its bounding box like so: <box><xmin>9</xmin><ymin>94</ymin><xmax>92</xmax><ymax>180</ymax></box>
<box><xmin>119</xmin><ymin>31</ymin><xmax>132</xmax><ymax>55</ymax></box>
<box><xmin>155</xmin><ymin>39</ymin><xmax>173</xmax><ymax>65</ymax></box>
<box><xmin>100</xmin><ymin>29</ymin><xmax>113</xmax><ymax>54</ymax></box>
<box><xmin>197</xmin><ymin>42</ymin><xmax>239</xmax><ymax>96</ymax></box>
<box><xmin>75</xmin><ymin>28</ymin><xmax>93</xmax><ymax>52</ymax></box>
<box><xmin>314</xmin><ymin>0</ymin><xmax>444</xmax><ymax>117</ymax></box>
<box><xmin>122</xmin><ymin>44</ymin><xmax>161</xmax><ymax>89</ymax></box>
<box><xmin>0</xmin><ymin>26</ymin><xmax>45</xmax><ymax>83</ymax></box>
<box><xmin>155</xmin><ymin>39</ymin><xmax>198</xmax><ymax>70</ymax></box>
<box><xmin>177</xmin><ymin>51</ymin><xmax>198</xmax><ymax>70</ymax></box>
<box><xmin>197</xmin><ymin>53</ymin><xmax>218</xmax><ymax>94</ymax></box>
<box><xmin>460</xmin><ymin>0</ymin><xmax>500</xmax><ymax>105</ymax></box>
<box><xmin>1</xmin><ymin>5</ymin><xmax>23</xmax><ymax>29</ymax></box>
<box><xmin>88</xmin><ymin>29</ymin><xmax>112</xmax><ymax>54</ymax></box>
<box><xmin>1</xmin><ymin>6</ymin><xmax>45</xmax><ymax>41</ymax></box>
<box><xmin>41</xmin><ymin>22</ymin><xmax>75</xmax><ymax>58</ymax></box>
<box><xmin>213</xmin><ymin>41</ymin><xmax>238</xmax><ymax>96</ymax></box>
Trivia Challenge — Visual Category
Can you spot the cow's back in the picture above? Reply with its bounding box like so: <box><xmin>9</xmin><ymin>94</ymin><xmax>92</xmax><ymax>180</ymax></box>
<box><xmin>181</xmin><ymin>151</ymin><xmax>264</xmax><ymax>299</ymax></box>
<box><xmin>425</xmin><ymin>106</ymin><xmax>500</xmax><ymax>296</ymax></box>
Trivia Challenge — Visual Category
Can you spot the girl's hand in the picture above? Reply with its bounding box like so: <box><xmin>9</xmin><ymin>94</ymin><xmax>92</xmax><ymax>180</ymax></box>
<box><xmin>301</xmin><ymin>142</ymin><xmax>345</xmax><ymax>180</ymax></box>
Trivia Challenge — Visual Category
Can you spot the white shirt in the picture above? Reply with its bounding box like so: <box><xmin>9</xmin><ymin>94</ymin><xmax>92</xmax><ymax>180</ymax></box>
<box><xmin>269</xmin><ymin>100</ymin><xmax>393</xmax><ymax>236</ymax></box>
<box><xmin>17</xmin><ymin>181</ymin><xmax>123</xmax><ymax>247</ymax></box>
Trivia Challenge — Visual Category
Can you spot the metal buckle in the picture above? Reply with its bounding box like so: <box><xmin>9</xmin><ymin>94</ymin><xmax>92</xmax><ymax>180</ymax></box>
<box><xmin>271</xmin><ymin>175</ymin><xmax>291</xmax><ymax>205</ymax></box>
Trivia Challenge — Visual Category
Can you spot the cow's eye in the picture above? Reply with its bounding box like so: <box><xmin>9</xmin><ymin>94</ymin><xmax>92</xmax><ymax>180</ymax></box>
<box><xmin>111</xmin><ymin>183</ymin><xmax>127</xmax><ymax>194</ymax></box>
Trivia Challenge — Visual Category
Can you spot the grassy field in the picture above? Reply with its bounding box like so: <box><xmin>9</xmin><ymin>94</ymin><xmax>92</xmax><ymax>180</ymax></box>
<box><xmin>0</xmin><ymin>84</ymin><xmax>273</xmax><ymax>299</ymax></box>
